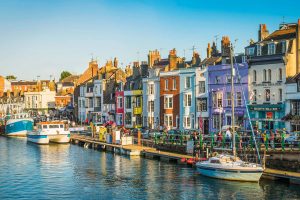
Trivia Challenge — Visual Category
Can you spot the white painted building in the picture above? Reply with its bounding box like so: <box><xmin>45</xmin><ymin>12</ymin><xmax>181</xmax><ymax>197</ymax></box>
<box><xmin>285</xmin><ymin>75</ymin><xmax>300</xmax><ymax>132</ymax></box>
<box><xmin>24</xmin><ymin>89</ymin><xmax>56</xmax><ymax>114</ymax></box>
<box><xmin>195</xmin><ymin>67</ymin><xmax>209</xmax><ymax>132</ymax></box>
<box><xmin>142</xmin><ymin>68</ymin><xmax>160</xmax><ymax>129</ymax></box>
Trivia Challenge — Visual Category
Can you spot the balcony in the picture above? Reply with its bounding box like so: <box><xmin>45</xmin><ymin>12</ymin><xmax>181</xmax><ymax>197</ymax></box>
<box><xmin>133</xmin><ymin>107</ymin><xmax>142</xmax><ymax>115</ymax></box>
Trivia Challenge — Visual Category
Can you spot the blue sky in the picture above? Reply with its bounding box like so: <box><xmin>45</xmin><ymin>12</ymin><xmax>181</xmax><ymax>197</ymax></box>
<box><xmin>0</xmin><ymin>0</ymin><xmax>299</xmax><ymax>80</ymax></box>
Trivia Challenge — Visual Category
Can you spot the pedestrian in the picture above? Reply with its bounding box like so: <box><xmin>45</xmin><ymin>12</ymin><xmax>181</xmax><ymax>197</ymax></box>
<box><xmin>217</xmin><ymin>131</ymin><xmax>222</xmax><ymax>147</ymax></box>
<box><xmin>225</xmin><ymin>128</ymin><xmax>231</xmax><ymax>147</ymax></box>
<box><xmin>270</xmin><ymin>130</ymin><xmax>275</xmax><ymax>149</ymax></box>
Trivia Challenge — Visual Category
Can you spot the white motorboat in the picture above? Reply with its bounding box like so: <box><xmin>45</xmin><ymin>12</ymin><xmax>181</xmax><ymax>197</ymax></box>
<box><xmin>27</xmin><ymin>122</ymin><xmax>70</xmax><ymax>144</ymax></box>
<box><xmin>196</xmin><ymin>154</ymin><xmax>263</xmax><ymax>182</ymax></box>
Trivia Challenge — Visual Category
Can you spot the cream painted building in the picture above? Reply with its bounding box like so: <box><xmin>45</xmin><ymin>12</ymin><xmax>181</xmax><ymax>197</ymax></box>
<box><xmin>24</xmin><ymin>89</ymin><xmax>56</xmax><ymax>115</ymax></box>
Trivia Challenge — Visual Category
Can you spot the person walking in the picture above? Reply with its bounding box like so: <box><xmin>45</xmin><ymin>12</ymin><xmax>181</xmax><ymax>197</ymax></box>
<box><xmin>225</xmin><ymin>128</ymin><xmax>231</xmax><ymax>148</ymax></box>
<box><xmin>270</xmin><ymin>130</ymin><xmax>275</xmax><ymax>149</ymax></box>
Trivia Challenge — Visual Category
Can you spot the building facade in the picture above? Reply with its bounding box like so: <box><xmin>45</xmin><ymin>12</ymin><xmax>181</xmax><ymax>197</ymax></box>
<box><xmin>208</xmin><ymin>62</ymin><xmax>249</xmax><ymax>132</ymax></box>
<box><xmin>246</xmin><ymin>21</ymin><xmax>300</xmax><ymax>130</ymax></box>
<box><xmin>284</xmin><ymin>74</ymin><xmax>300</xmax><ymax>132</ymax></box>
<box><xmin>160</xmin><ymin>71</ymin><xmax>180</xmax><ymax>130</ymax></box>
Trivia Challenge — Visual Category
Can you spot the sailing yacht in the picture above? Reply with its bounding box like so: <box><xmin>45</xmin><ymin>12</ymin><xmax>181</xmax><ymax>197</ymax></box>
<box><xmin>196</xmin><ymin>45</ymin><xmax>264</xmax><ymax>182</ymax></box>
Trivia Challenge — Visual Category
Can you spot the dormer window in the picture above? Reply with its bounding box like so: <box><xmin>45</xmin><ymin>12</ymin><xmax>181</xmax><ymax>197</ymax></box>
<box><xmin>257</xmin><ymin>45</ymin><xmax>262</xmax><ymax>56</ymax></box>
<box><xmin>268</xmin><ymin>43</ymin><xmax>275</xmax><ymax>55</ymax></box>
<box><xmin>247</xmin><ymin>47</ymin><xmax>255</xmax><ymax>56</ymax></box>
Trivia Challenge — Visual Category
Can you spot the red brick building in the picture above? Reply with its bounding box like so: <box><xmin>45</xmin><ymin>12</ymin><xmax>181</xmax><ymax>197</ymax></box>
<box><xmin>160</xmin><ymin>71</ymin><xmax>180</xmax><ymax>130</ymax></box>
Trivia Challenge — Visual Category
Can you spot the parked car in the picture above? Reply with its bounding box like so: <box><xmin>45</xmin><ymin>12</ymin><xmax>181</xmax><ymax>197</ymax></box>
<box><xmin>148</xmin><ymin>130</ymin><xmax>163</xmax><ymax>138</ymax></box>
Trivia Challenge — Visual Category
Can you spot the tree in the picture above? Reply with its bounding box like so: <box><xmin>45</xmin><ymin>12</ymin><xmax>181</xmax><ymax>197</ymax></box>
<box><xmin>6</xmin><ymin>75</ymin><xmax>17</xmax><ymax>80</ymax></box>
<box><xmin>60</xmin><ymin>71</ymin><xmax>72</xmax><ymax>81</ymax></box>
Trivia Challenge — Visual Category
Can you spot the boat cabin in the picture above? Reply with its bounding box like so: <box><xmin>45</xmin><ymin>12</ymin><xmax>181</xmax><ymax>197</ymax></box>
<box><xmin>37</xmin><ymin>122</ymin><xmax>67</xmax><ymax>131</ymax></box>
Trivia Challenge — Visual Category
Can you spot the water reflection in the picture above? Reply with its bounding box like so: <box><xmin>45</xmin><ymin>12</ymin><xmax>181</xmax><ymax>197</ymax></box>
<box><xmin>0</xmin><ymin>136</ymin><xmax>300</xmax><ymax>200</ymax></box>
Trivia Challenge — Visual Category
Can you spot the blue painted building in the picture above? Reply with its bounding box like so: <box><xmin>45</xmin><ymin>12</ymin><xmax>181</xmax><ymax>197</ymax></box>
<box><xmin>179</xmin><ymin>67</ymin><xmax>197</xmax><ymax>130</ymax></box>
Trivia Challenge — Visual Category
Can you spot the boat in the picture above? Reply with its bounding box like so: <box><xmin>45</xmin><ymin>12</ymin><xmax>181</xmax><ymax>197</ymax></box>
<box><xmin>5</xmin><ymin>113</ymin><xmax>34</xmax><ymax>136</ymax></box>
<box><xmin>27</xmin><ymin>121</ymin><xmax>70</xmax><ymax>144</ymax></box>
<box><xmin>196</xmin><ymin>45</ymin><xmax>263</xmax><ymax>182</ymax></box>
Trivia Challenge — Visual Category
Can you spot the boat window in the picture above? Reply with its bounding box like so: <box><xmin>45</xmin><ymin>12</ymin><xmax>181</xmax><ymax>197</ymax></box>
<box><xmin>38</xmin><ymin>125</ymin><xmax>42</xmax><ymax>129</ymax></box>
<box><xmin>43</xmin><ymin>125</ymin><xmax>48</xmax><ymax>129</ymax></box>
<box><xmin>60</xmin><ymin>125</ymin><xmax>64</xmax><ymax>128</ymax></box>
<box><xmin>49</xmin><ymin>125</ymin><xmax>60</xmax><ymax>129</ymax></box>
<box><xmin>210</xmin><ymin>160</ymin><xmax>221</xmax><ymax>164</ymax></box>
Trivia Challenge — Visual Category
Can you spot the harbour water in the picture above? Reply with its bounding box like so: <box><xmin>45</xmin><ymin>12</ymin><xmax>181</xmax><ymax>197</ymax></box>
<box><xmin>0</xmin><ymin>137</ymin><xmax>299</xmax><ymax>200</ymax></box>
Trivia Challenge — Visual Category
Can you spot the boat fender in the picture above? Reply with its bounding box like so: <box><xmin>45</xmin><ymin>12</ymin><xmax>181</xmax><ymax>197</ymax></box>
<box><xmin>180</xmin><ymin>158</ymin><xmax>187</xmax><ymax>163</ymax></box>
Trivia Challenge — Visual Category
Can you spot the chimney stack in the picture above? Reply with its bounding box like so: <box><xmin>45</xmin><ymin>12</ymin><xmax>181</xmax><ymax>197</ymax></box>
<box><xmin>258</xmin><ymin>24</ymin><xmax>269</xmax><ymax>41</ymax></box>
<box><xmin>207</xmin><ymin>43</ymin><xmax>212</xmax><ymax>58</ymax></box>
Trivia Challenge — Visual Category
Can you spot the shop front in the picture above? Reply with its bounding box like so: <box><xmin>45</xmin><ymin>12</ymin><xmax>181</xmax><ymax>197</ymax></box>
<box><xmin>248</xmin><ymin>104</ymin><xmax>285</xmax><ymax>130</ymax></box>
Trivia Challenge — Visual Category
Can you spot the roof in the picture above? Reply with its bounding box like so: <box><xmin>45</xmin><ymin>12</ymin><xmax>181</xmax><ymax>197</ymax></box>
<box><xmin>11</xmin><ymin>81</ymin><xmax>37</xmax><ymax>86</ymax></box>
<box><xmin>200</xmin><ymin>57</ymin><xmax>222</xmax><ymax>66</ymax></box>
<box><xmin>263</xmin><ymin>27</ymin><xmax>296</xmax><ymax>42</ymax></box>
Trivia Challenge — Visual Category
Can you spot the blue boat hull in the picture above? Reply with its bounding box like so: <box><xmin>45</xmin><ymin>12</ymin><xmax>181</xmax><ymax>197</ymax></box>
<box><xmin>5</xmin><ymin>119</ymin><xmax>34</xmax><ymax>136</ymax></box>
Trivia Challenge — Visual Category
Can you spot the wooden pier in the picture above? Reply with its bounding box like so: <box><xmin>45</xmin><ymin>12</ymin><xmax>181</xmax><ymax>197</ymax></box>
<box><xmin>70</xmin><ymin>134</ymin><xmax>300</xmax><ymax>184</ymax></box>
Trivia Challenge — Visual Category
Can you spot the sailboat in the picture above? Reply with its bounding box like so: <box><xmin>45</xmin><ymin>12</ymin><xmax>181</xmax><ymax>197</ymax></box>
<box><xmin>196</xmin><ymin>45</ymin><xmax>263</xmax><ymax>182</ymax></box>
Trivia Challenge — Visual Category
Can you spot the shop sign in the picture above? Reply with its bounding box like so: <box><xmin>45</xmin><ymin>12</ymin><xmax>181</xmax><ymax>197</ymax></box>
<box><xmin>266</xmin><ymin>112</ymin><xmax>273</xmax><ymax>119</ymax></box>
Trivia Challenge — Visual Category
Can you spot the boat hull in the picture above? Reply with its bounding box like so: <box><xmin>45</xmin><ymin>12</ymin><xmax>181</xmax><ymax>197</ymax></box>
<box><xmin>27</xmin><ymin>134</ymin><xmax>49</xmax><ymax>144</ymax></box>
<box><xmin>5</xmin><ymin>119</ymin><xmax>33</xmax><ymax>137</ymax></box>
<box><xmin>48</xmin><ymin>134</ymin><xmax>70</xmax><ymax>144</ymax></box>
<box><xmin>196</xmin><ymin>165</ymin><xmax>263</xmax><ymax>182</ymax></box>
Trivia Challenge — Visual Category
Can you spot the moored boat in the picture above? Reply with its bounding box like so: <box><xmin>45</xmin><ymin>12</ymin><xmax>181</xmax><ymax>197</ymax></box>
<box><xmin>196</xmin><ymin>154</ymin><xmax>263</xmax><ymax>182</ymax></box>
<box><xmin>27</xmin><ymin>121</ymin><xmax>70</xmax><ymax>144</ymax></box>
<box><xmin>5</xmin><ymin>113</ymin><xmax>33</xmax><ymax>137</ymax></box>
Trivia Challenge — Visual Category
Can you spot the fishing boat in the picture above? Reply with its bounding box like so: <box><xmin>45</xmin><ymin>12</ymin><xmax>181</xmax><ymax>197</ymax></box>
<box><xmin>27</xmin><ymin>121</ymin><xmax>70</xmax><ymax>144</ymax></box>
<box><xmin>196</xmin><ymin>45</ymin><xmax>263</xmax><ymax>182</ymax></box>
<box><xmin>5</xmin><ymin>113</ymin><xmax>34</xmax><ymax>137</ymax></box>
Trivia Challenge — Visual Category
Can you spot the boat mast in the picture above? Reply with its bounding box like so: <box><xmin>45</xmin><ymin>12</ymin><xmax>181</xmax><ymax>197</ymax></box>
<box><xmin>230</xmin><ymin>44</ymin><xmax>236</xmax><ymax>159</ymax></box>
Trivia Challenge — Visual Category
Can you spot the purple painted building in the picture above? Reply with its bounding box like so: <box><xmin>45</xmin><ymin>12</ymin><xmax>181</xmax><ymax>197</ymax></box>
<box><xmin>208</xmin><ymin>61</ymin><xmax>249</xmax><ymax>132</ymax></box>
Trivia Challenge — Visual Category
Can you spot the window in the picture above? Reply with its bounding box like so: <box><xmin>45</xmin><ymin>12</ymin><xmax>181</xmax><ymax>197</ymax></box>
<box><xmin>197</xmin><ymin>98</ymin><xmax>207</xmax><ymax>112</ymax></box>
<box><xmin>236</xmin><ymin>92</ymin><xmax>242</xmax><ymax>106</ymax></box>
<box><xmin>89</xmin><ymin>98</ymin><xmax>93</xmax><ymax>108</ymax></box>
<box><xmin>268</xmin><ymin>69</ymin><xmax>271</xmax><ymax>82</ymax></box>
<box><xmin>226</xmin><ymin>92</ymin><xmax>231</xmax><ymax>106</ymax></box>
<box><xmin>164</xmin><ymin>114</ymin><xmax>173</xmax><ymax>127</ymax></box>
<box><xmin>253</xmin><ymin>70</ymin><xmax>257</xmax><ymax>82</ymax></box>
<box><xmin>95</xmin><ymin>97</ymin><xmax>101</xmax><ymax>109</ymax></box>
<box><xmin>257</xmin><ymin>45</ymin><xmax>261</xmax><ymax>56</ymax></box>
<box><xmin>199</xmin><ymin>81</ymin><xmax>205</xmax><ymax>93</ymax></box>
<box><xmin>117</xmin><ymin>97</ymin><xmax>123</xmax><ymax>108</ymax></box>
<box><xmin>148</xmin><ymin>101</ymin><xmax>154</xmax><ymax>112</ymax></box>
<box><xmin>279</xmin><ymin>89</ymin><xmax>282</xmax><ymax>102</ymax></box>
<box><xmin>217</xmin><ymin>93</ymin><xmax>223</xmax><ymax>108</ymax></box>
<box><xmin>184</xmin><ymin>94</ymin><xmax>192</xmax><ymax>107</ymax></box>
<box><xmin>265</xmin><ymin>89</ymin><xmax>270</xmax><ymax>102</ymax></box>
<box><xmin>148</xmin><ymin>84</ymin><xmax>154</xmax><ymax>95</ymax></box>
<box><xmin>268</xmin><ymin>43</ymin><xmax>275</xmax><ymax>55</ymax></box>
<box><xmin>126</xmin><ymin>96</ymin><xmax>131</xmax><ymax>109</ymax></box>
<box><xmin>253</xmin><ymin>90</ymin><xmax>257</xmax><ymax>102</ymax></box>
<box><xmin>213</xmin><ymin>115</ymin><xmax>222</xmax><ymax>129</ymax></box>
<box><xmin>291</xmin><ymin>100</ymin><xmax>300</xmax><ymax>115</ymax></box>
<box><xmin>247</xmin><ymin>47</ymin><xmax>255</xmax><ymax>56</ymax></box>
<box><xmin>136</xmin><ymin>96</ymin><xmax>142</xmax><ymax>107</ymax></box>
<box><xmin>125</xmin><ymin>112</ymin><xmax>132</xmax><ymax>125</ymax></box>
<box><xmin>212</xmin><ymin>92</ymin><xmax>217</xmax><ymax>108</ymax></box>
<box><xmin>172</xmin><ymin>78</ymin><xmax>176</xmax><ymax>90</ymax></box>
<box><xmin>279</xmin><ymin>68</ymin><xmax>282</xmax><ymax>81</ymax></box>
<box><xmin>185</xmin><ymin>77</ymin><xmax>191</xmax><ymax>88</ymax></box>
<box><xmin>116</xmin><ymin>114</ymin><xmax>123</xmax><ymax>125</ymax></box>
<box><xmin>297</xmin><ymin>80</ymin><xmax>300</xmax><ymax>92</ymax></box>
<box><xmin>164</xmin><ymin>96</ymin><xmax>173</xmax><ymax>109</ymax></box>
<box><xmin>165</xmin><ymin>79</ymin><xmax>169</xmax><ymax>90</ymax></box>
<box><xmin>226</xmin><ymin>116</ymin><xmax>231</xmax><ymax>126</ymax></box>
<box><xmin>263</xmin><ymin>69</ymin><xmax>267</xmax><ymax>82</ymax></box>
<box><xmin>215</xmin><ymin>76</ymin><xmax>221</xmax><ymax>84</ymax></box>
<box><xmin>282</xmin><ymin>41</ymin><xmax>286</xmax><ymax>53</ymax></box>
<box><xmin>184</xmin><ymin>116</ymin><xmax>191</xmax><ymax>128</ymax></box>
<box><xmin>226</xmin><ymin>76</ymin><xmax>231</xmax><ymax>84</ymax></box>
